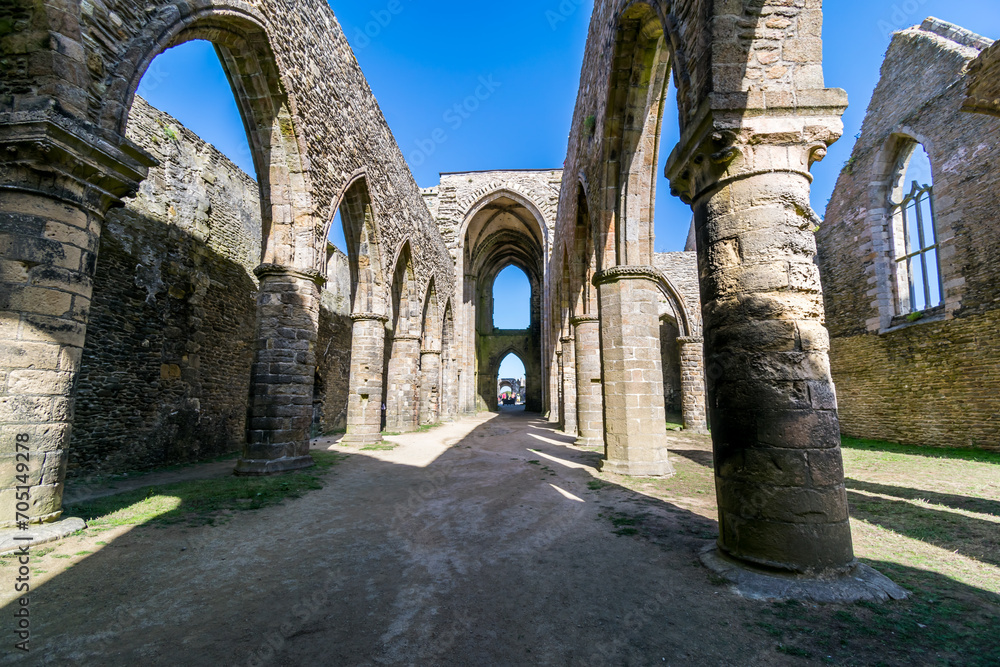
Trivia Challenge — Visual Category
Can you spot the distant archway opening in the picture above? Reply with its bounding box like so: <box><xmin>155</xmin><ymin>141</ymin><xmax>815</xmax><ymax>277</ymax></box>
<box><xmin>493</xmin><ymin>265</ymin><xmax>531</xmax><ymax>330</ymax></box>
<box><xmin>497</xmin><ymin>353</ymin><xmax>527</xmax><ymax>411</ymax></box>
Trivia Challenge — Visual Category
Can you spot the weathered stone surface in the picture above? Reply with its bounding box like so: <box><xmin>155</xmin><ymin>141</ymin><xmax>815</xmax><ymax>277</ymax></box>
<box><xmin>549</xmin><ymin>0</ymin><xmax>857</xmax><ymax>576</ymax></box>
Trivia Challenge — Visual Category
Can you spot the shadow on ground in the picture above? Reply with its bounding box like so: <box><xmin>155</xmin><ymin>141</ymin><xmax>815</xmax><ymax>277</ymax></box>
<box><xmin>1</xmin><ymin>412</ymin><xmax>997</xmax><ymax>666</ymax></box>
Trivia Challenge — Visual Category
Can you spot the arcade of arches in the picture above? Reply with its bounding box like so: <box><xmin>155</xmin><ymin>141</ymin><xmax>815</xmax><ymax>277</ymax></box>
<box><xmin>4</xmin><ymin>0</ymin><xmax>967</xmax><ymax>592</ymax></box>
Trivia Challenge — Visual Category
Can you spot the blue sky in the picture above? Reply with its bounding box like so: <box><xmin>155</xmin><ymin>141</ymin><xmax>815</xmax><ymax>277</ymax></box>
<box><xmin>138</xmin><ymin>1</ymin><xmax>1000</xmax><ymax>382</ymax></box>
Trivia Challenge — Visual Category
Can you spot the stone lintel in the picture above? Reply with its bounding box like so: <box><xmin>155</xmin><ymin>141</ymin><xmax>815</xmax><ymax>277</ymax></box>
<box><xmin>0</xmin><ymin>111</ymin><xmax>156</xmax><ymax>215</ymax></box>
<box><xmin>254</xmin><ymin>264</ymin><xmax>327</xmax><ymax>287</ymax></box>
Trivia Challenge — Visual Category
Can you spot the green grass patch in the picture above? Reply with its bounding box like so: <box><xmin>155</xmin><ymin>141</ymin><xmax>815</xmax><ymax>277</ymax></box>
<box><xmin>842</xmin><ymin>437</ymin><xmax>1000</xmax><ymax>464</ymax></box>
<box><xmin>66</xmin><ymin>451</ymin><xmax>345</xmax><ymax>528</ymax></box>
<box><xmin>415</xmin><ymin>422</ymin><xmax>443</xmax><ymax>434</ymax></box>
<box><xmin>361</xmin><ymin>443</ymin><xmax>397</xmax><ymax>452</ymax></box>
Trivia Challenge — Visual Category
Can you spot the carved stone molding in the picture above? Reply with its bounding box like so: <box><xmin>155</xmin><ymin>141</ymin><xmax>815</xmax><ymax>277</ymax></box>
<box><xmin>570</xmin><ymin>315</ymin><xmax>599</xmax><ymax>326</ymax></box>
<box><xmin>677</xmin><ymin>336</ymin><xmax>704</xmax><ymax>346</ymax></box>
<box><xmin>351</xmin><ymin>312</ymin><xmax>390</xmax><ymax>323</ymax></box>
<box><xmin>254</xmin><ymin>264</ymin><xmax>327</xmax><ymax>286</ymax></box>
<box><xmin>592</xmin><ymin>265</ymin><xmax>661</xmax><ymax>287</ymax></box>
<box><xmin>664</xmin><ymin>91</ymin><xmax>849</xmax><ymax>205</ymax></box>
<box><xmin>0</xmin><ymin>111</ymin><xmax>156</xmax><ymax>215</ymax></box>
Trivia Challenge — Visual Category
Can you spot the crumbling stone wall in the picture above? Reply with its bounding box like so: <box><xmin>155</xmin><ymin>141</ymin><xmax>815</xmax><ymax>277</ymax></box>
<box><xmin>653</xmin><ymin>252</ymin><xmax>700</xmax><ymax>416</ymax></box>
<box><xmin>817</xmin><ymin>19</ymin><xmax>1000</xmax><ymax>450</ymax></box>
<box><xmin>1</xmin><ymin>0</ymin><xmax>458</xmax><ymax>521</ymax></box>
<box><xmin>71</xmin><ymin>98</ymin><xmax>261</xmax><ymax>476</ymax></box>
<box><xmin>315</xmin><ymin>250</ymin><xmax>353</xmax><ymax>434</ymax></box>
<box><xmin>71</xmin><ymin>99</ymin><xmax>353</xmax><ymax>477</ymax></box>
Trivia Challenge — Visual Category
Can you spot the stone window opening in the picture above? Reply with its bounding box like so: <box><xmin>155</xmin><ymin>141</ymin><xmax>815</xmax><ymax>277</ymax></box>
<box><xmin>888</xmin><ymin>142</ymin><xmax>944</xmax><ymax>316</ymax></box>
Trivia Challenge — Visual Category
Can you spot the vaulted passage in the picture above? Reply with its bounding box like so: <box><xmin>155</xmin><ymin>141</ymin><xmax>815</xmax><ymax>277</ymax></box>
<box><xmin>462</xmin><ymin>192</ymin><xmax>547</xmax><ymax>414</ymax></box>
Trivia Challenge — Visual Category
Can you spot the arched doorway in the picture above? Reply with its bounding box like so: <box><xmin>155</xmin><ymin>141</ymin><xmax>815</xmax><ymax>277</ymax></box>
<box><xmin>497</xmin><ymin>353</ymin><xmax>527</xmax><ymax>411</ymax></box>
<box><xmin>460</xmin><ymin>192</ymin><xmax>547</xmax><ymax>413</ymax></box>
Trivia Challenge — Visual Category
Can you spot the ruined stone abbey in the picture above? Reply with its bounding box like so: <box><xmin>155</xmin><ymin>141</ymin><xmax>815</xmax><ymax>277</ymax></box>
<box><xmin>2</xmin><ymin>0</ymin><xmax>999</xmax><ymax>593</ymax></box>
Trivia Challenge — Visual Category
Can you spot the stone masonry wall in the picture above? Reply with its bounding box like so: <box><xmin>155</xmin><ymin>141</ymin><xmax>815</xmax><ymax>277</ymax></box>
<box><xmin>71</xmin><ymin>99</ymin><xmax>353</xmax><ymax>477</ymax></box>
<box><xmin>816</xmin><ymin>19</ymin><xmax>1000</xmax><ymax>450</ymax></box>
<box><xmin>71</xmin><ymin>97</ymin><xmax>262</xmax><ymax>476</ymax></box>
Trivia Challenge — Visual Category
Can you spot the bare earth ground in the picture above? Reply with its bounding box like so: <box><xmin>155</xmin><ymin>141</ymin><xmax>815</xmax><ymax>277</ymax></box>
<box><xmin>1</xmin><ymin>409</ymin><xmax>998</xmax><ymax>666</ymax></box>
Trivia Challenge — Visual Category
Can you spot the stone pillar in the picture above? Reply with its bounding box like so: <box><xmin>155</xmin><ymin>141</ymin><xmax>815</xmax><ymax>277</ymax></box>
<box><xmin>342</xmin><ymin>313</ymin><xmax>388</xmax><ymax>446</ymax></box>
<box><xmin>677</xmin><ymin>337</ymin><xmax>708</xmax><ymax>434</ymax></box>
<box><xmin>571</xmin><ymin>316</ymin><xmax>603</xmax><ymax>448</ymax></box>
<box><xmin>0</xmin><ymin>119</ymin><xmax>154</xmax><ymax>526</ymax></box>
<box><xmin>549</xmin><ymin>348</ymin><xmax>561</xmax><ymax>424</ymax></box>
<box><xmin>560</xmin><ymin>335</ymin><xmax>578</xmax><ymax>437</ymax></box>
<box><xmin>237</xmin><ymin>266</ymin><xmax>323</xmax><ymax>475</ymax></box>
<box><xmin>385</xmin><ymin>335</ymin><xmax>420</xmax><ymax>432</ymax></box>
<box><xmin>667</xmin><ymin>99</ymin><xmax>855</xmax><ymax>574</ymax></box>
<box><xmin>555</xmin><ymin>348</ymin><xmax>564</xmax><ymax>424</ymax></box>
<box><xmin>419</xmin><ymin>349</ymin><xmax>441</xmax><ymax>425</ymax></box>
<box><xmin>462</xmin><ymin>273</ymin><xmax>477</xmax><ymax>415</ymax></box>
<box><xmin>593</xmin><ymin>268</ymin><xmax>674</xmax><ymax>477</ymax></box>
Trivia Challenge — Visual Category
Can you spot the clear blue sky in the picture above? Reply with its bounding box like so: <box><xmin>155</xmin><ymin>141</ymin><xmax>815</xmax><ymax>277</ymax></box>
<box><xmin>138</xmin><ymin>0</ymin><xmax>1000</xmax><ymax>379</ymax></box>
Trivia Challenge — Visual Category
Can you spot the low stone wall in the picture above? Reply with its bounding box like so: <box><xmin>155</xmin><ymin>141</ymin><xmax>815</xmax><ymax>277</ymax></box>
<box><xmin>831</xmin><ymin>309</ymin><xmax>1000</xmax><ymax>450</ymax></box>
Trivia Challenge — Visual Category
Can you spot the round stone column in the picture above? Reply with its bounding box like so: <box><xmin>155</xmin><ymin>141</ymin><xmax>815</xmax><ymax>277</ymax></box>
<box><xmin>0</xmin><ymin>191</ymin><xmax>100</xmax><ymax>526</ymax></box>
<box><xmin>385</xmin><ymin>334</ymin><xmax>421</xmax><ymax>432</ymax></box>
<box><xmin>0</xmin><ymin>124</ymin><xmax>153</xmax><ymax>527</ymax></box>
<box><xmin>555</xmin><ymin>348</ymin><xmax>564</xmax><ymax>422</ymax></box>
<box><xmin>671</xmin><ymin>124</ymin><xmax>856</xmax><ymax>574</ymax></box>
<box><xmin>237</xmin><ymin>265</ymin><xmax>323</xmax><ymax>475</ymax></box>
<box><xmin>593</xmin><ymin>267</ymin><xmax>674</xmax><ymax>477</ymax></box>
<box><xmin>342</xmin><ymin>313</ymin><xmax>388</xmax><ymax>446</ymax></box>
<box><xmin>419</xmin><ymin>349</ymin><xmax>442</xmax><ymax>425</ymax></box>
<box><xmin>571</xmin><ymin>316</ymin><xmax>604</xmax><ymax>448</ymax></box>
<box><xmin>560</xmin><ymin>335</ymin><xmax>578</xmax><ymax>437</ymax></box>
<box><xmin>677</xmin><ymin>336</ymin><xmax>708</xmax><ymax>434</ymax></box>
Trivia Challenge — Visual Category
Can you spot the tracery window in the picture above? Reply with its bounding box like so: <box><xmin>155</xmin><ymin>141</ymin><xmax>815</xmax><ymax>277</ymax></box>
<box><xmin>889</xmin><ymin>143</ymin><xmax>943</xmax><ymax>315</ymax></box>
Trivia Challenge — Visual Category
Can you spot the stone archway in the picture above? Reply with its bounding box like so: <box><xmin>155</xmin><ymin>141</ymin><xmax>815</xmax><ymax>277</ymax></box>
<box><xmin>552</xmin><ymin>0</ymin><xmax>859</xmax><ymax>581</ymax></box>
<box><xmin>0</xmin><ymin>0</ymin><xmax>456</xmax><ymax>529</ymax></box>
<box><xmin>460</xmin><ymin>190</ymin><xmax>548</xmax><ymax>414</ymax></box>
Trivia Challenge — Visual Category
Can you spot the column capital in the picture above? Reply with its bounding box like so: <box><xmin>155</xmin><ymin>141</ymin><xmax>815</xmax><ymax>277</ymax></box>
<box><xmin>677</xmin><ymin>336</ymin><xmax>704</xmax><ymax>346</ymax></box>
<box><xmin>560</xmin><ymin>336</ymin><xmax>575</xmax><ymax>345</ymax></box>
<box><xmin>255</xmin><ymin>264</ymin><xmax>327</xmax><ymax>287</ymax></box>
<box><xmin>0</xmin><ymin>111</ymin><xmax>157</xmax><ymax>215</ymax></box>
<box><xmin>593</xmin><ymin>265</ymin><xmax>661</xmax><ymax>287</ymax></box>
<box><xmin>665</xmin><ymin>90</ymin><xmax>848</xmax><ymax>205</ymax></box>
<box><xmin>570</xmin><ymin>315</ymin><xmax>599</xmax><ymax>326</ymax></box>
<box><xmin>393</xmin><ymin>334</ymin><xmax>422</xmax><ymax>343</ymax></box>
<box><xmin>351</xmin><ymin>312</ymin><xmax>389</xmax><ymax>323</ymax></box>
<box><xmin>421</xmin><ymin>349</ymin><xmax>443</xmax><ymax>356</ymax></box>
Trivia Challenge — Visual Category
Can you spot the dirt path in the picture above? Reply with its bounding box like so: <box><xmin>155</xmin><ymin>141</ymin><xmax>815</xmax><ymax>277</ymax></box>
<box><xmin>2</xmin><ymin>411</ymin><xmax>796</xmax><ymax>666</ymax></box>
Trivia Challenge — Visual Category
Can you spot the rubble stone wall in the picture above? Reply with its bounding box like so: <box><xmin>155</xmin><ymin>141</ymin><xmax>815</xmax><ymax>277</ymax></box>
<box><xmin>817</xmin><ymin>19</ymin><xmax>1000</xmax><ymax>450</ymax></box>
<box><xmin>71</xmin><ymin>99</ymin><xmax>352</xmax><ymax>477</ymax></box>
